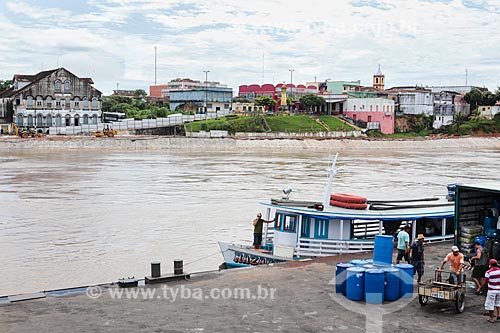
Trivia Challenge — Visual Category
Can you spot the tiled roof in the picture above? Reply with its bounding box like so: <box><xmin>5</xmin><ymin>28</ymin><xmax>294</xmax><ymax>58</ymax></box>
<box><xmin>0</xmin><ymin>87</ymin><xmax>15</xmax><ymax>98</ymax></box>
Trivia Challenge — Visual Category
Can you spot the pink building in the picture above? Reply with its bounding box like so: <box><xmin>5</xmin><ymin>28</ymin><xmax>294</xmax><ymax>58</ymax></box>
<box><xmin>343</xmin><ymin>98</ymin><xmax>395</xmax><ymax>134</ymax></box>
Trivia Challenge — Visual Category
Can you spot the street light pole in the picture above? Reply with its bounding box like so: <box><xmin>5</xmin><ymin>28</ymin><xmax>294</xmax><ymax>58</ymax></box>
<box><xmin>289</xmin><ymin>69</ymin><xmax>294</xmax><ymax>100</ymax></box>
<box><xmin>154</xmin><ymin>46</ymin><xmax>157</xmax><ymax>86</ymax></box>
<box><xmin>203</xmin><ymin>70</ymin><xmax>210</xmax><ymax>113</ymax></box>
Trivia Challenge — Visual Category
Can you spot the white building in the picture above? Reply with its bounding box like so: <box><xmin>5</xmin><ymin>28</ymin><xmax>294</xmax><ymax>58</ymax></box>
<box><xmin>386</xmin><ymin>87</ymin><xmax>434</xmax><ymax>116</ymax></box>
<box><xmin>0</xmin><ymin>68</ymin><xmax>102</xmax><ymax>133</ymax></box>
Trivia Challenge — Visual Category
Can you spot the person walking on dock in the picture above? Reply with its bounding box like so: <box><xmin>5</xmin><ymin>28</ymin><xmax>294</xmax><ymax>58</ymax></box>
<box><xmin>396</xmin><ymin>225</ymin><xmax>410</xmax><ymax>264</ymax></box>
<box><xmin>470</xmin><ymin>240</ymin><xmax>489</xmax><ymax>295</ymax></box>
<box><xmin>479</xmin><ymin>259</ymin><xmax>500</xmax><ymax>324</ymax></box>
<box><xmin>253</xmin><ymin>213</ymin><xmax>274</xmax><ymax>250</ymax></box>
<box><xmin>410</xmin><ymin>234</ymin><xmax>425</xmax><ymax>283</ymax></box>
<box><xmin>438</xmin><ymin>246</ymin><xmax>465</xmax><ymax>284</ymax></box>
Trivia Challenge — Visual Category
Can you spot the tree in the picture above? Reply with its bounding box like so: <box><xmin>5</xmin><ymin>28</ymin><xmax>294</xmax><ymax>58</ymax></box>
<box><xmin>134</xmin><ymin>89</ymin><xmax>147</xmax><ymax>99</ymax></box>
<box><xmin>0</xmin><ymin>80</ymin><xmax>12</xmax><ymax>92</ymax></box>
<box><xmin>451</xmin><ymin>111</ymin><xmax>467</xmax><ymax>135</ymax></box>
<box><xmin>299</xmin><ymin>94</ymin><xmax>326</xmax><ymax>113</ymax></box>
<box><xmin>464</xmin><ymin>88</ymin><xmax>499</xmax><ymax>111</ymax></box>
<box><xmin>254</xmin><ymin>95</ymin><xmax>276</xmax><ymax>111</ymax></box>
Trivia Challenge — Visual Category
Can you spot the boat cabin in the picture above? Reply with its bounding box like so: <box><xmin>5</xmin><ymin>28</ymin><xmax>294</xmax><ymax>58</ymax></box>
<box><xmin>261</xmin><ymin>200</ymin><xmax>454</xmax><ymax>258</ymax></box>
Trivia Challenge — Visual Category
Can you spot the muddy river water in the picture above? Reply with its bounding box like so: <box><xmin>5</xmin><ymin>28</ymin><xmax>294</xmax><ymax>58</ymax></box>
<box><xmin>1</xmin><ymin>145</ymin><xmax>499</xmax><ymax>295</ymax></box>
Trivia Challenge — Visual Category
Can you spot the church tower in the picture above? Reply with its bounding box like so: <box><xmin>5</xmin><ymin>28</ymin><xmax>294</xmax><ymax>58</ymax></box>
<box><xmin>373</xmin><ymin>64</ymin><xmax>385</xmax><ymax>90</ymax></box>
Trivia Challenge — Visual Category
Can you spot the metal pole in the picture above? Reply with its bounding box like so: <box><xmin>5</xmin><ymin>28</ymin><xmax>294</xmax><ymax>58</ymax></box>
<box><xmin>203</xmin><ymin>70</ymin><xmax>210</xmax><ymax>113</ymax></box>
<box><xmin>154</xmin><ymin>46</ymin><xmax>157</xmax><ymax>86</ymax></box>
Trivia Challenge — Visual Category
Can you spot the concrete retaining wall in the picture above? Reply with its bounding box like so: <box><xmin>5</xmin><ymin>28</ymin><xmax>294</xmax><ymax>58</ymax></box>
<box><xmin>1</xmin><ymin>136</ymin><xmax>500</xmax><ymax>151</ymax></box>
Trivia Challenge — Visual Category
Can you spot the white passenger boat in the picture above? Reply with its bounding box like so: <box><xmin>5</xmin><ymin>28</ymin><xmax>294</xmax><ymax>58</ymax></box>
<box><xmin>219</xmin><ymin>154</ymin><xmax>455</xmax><ymax>268</ymax></box>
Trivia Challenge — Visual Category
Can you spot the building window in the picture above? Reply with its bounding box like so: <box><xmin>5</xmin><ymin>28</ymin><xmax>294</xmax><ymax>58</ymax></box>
<box><xmin>74</xmin><ymin>97</ymin><xmax>80</xmax><ymax>110</ymax></box>
<box><xmin>376</xmin><ymin>105</ymin><xmax>379</xmax><ymax>112</ymax></box>
<box><xmin>92</xmin><ymin>115</ymin><xmax>98</xmax><ymax>124</ymax></box>
<box><xmin>353</xmin><ymin>105</ymin><xmax>356</xmax><ymax>111</ymax></box>
<box><xmin>56</xmin><ymin>115</ymin><xmax>62</xmax><ymax>126</ymax></box>
<box><xmin>353</xmin><ymin>114</ymin><xmax>357</xmax><ymax>120</ymax></box>
<box><xmin>36</xmin><ymin>96</ymin><xmax>43</xmax><ymax>108</ymax></box>
<box><xmin>56</xmin><ymin>98</ymin><xmax>61</xmax><ymax>109</ymax></box>
<box><xmin>37</xmin><ymin>114</ymin><xmax>42</xmax><ymax>126</ymax></box>
<box><xmin>83</xmin><ymin>97</ymin><xmax>89</xmax><ymax>110</ymax></box>
<box><xmin>47</xmin><ymin>114</ymin><xmax>52</xmax><ymax>126</ymax></box>
<box><xmin>83</xmin><ymin>114</ymin><xmax>89</xmax><ymax>124</ymax></box>
<box><xmin>224</xmin><ymin>104</ymin><xmax>229</xmax><ymax>109</ymax></box>
<box><xmin>65</xmin><ymin>97</ymin><xmax>71</xmax><ymax>110</ymax></box>
<box><xmin>368</xmin><ymin>115</ymin><xmax>372</xmax><ymax>122</ymax></box>
<box><xmin>17</xmin><ymin>114</ymin><xmax>24</xmax><ymax>126</ymax></box>
<box><xmin>370</xmin><ymin>105</ymin><xmax>373</xmax><ymax>111</ymax></box>
<box><xmin>64</xmin><ymin>80</ymin><xmax>71</xmax><ymax>93</ymax></box>
<box><xmin>27</xmin><ymin>96</ymin><xmax>33</xmax><ymax>108</ymax></box>
<box><xmin>55</xmin><ymin>80</ymin><xmax>61</xmax><ymax>93</ymax></box>
<box><xmin>27</xmin><ymin>115</ymin><xmax>33</xmax><ymax>127</ymax></box>
<box><xmin>46</xmin><ymin>97</ymin><xmax>52</xmax><ymax>108</ymax></box>
<box><xmin>91</xmin><ymin>98</ymin><xmax>98</xmax><ymax>110</ymax></box>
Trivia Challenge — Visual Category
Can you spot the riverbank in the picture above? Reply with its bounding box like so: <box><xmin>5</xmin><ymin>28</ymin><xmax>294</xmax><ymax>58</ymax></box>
<box><xmin>1</xmin><ymin>134</ymin><xmax>500</xmax><ymax>150</ymax></box>
<box><xmin>0</xmin><ymin>241</ymin><xmax>493</xmax><ymax>332</ymax></box>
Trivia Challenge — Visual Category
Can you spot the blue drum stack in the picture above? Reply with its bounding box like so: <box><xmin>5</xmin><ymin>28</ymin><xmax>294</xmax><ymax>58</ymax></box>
<box><xmin>335</xmin><ymin>234</ymin><xmax>415</xmax><ymax>303</ymax></box>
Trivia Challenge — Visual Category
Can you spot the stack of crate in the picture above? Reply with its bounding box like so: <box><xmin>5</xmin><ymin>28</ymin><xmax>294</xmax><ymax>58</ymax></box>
<box><xmin>459</xmin><ymin>225</ymin><xmax>483</xmax><ymax>254</ymax></box>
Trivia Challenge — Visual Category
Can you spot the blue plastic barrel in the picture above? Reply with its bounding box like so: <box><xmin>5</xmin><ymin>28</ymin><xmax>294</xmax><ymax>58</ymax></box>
<box><xmin>384</xmin><ymin>267</ymin><xmax>400</xmax><ymax>301</ymax></box>
<box><xmin>485</xmin><ymin>217</ymin><xmax>495</xmax><ymax>230</ymax></box>
<box><xmin>364</xmin><ymin>259</ymin><xmax>374</xmax><ymax>264</ymax></box>
<box><xmin>346</xmin><ymin>267</ymin><xmax>366</xmax><ymax>301</ymax></box>
<box><xmin>350</xmin><ymin>259</ymin><xmax>369</xmax><ymax>266</ymax></box>
<box><xmin>474</xmin><ymin>236</ymin><xmax>487</xmax><ymax>247</ymax></box>
<box><xmin>373</xmin><ymin>235</ymin><xmax>394</xmax><ymax>266</ymax></box>
<box><xmin>335</xmin><ymin>263</ymin><xmax>353</xmax><ymax>296</ymax></box>
<box><xmin>365</xmin><ymin>269</ymin><xmax>385</xmax><ymax>304</ymax></box>
<box><xmin>395</xmin><ymin>263</ymin><xmax>414</xmax><ymax>298</ymax></box>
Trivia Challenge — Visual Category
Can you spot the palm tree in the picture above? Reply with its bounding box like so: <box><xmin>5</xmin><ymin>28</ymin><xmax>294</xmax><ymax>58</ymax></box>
<box><xmin>451</xmin><ymin>111</ymin><xmax>466</xmax><ymax>135</ymax></box>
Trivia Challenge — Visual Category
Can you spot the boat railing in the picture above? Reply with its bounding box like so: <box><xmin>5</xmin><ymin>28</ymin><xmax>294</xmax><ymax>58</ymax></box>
<box><xmin>263</xmin><ymin>225</ymin><xmax>275</xmax><ymax>246</ymax></box>
<box><xmin>296</xmin><ymin>238</ymin><xmax>374</xmax><ymax>256</ymax></box>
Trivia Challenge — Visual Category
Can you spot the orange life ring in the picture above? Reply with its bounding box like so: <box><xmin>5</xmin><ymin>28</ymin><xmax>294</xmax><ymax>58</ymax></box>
<box><xmin>330</xmin><ymin>199</ymin><xmax>367</xmax><ymax>210</ymax></box>
<box><xmin>330</xmin><ymin>193</ymin><xmax>367</xmax><ymax>204</ymax></box>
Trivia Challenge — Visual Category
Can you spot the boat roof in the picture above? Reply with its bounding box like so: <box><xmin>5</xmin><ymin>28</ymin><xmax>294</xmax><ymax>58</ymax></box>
<box><xmin>456</xmin><ymin>183</ymin><xmax>500</xmax><ymax>194</ymax></box>
<box><xmin>261</xmin><ymin>198</ymin><xmax>454</xmax><ymax>221</ymax></box>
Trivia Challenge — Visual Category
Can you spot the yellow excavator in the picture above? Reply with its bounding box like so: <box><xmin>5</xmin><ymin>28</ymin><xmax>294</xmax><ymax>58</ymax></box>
<box><xmin>95</xmin><ymin>127</ymin><xmax>117</xmax><ymax>137</ymax></box>
<box><xmin>10</xmin><ymin>123</ymin><xmax>19</xmax><ymax>136</ymax></box>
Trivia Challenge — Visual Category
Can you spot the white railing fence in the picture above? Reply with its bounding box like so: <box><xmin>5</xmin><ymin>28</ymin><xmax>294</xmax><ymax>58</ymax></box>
<box><xmin>296</xmin><ymin>238</ymin><xmax>374</xmax><ymax>257</ymax></box>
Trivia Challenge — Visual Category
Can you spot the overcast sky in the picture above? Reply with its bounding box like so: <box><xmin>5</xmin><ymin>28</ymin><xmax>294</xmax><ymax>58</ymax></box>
<box><xmin>0</xmin><ymin>0</ymin><xmax>499</xmax><ymax>95</ymax></box>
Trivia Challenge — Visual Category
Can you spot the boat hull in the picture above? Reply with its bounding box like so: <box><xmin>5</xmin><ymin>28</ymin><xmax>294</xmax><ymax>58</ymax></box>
<box><xmin>218</xmin><ymin>241</ymin><xmax>293</xmax><ymax>268</ymax></box>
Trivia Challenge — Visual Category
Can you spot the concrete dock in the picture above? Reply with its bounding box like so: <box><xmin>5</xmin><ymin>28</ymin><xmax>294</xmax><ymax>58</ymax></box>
<box><xmin>0</xmin><ymin>241</ymin><xmax>496</xmax><ymax>332</ymax></box>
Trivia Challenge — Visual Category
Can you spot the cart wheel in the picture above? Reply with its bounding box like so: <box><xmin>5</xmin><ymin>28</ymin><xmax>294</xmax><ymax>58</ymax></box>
<box><xmin>418</xmin><ymin>295</ymin><xmax>428</xmax><ymax>306</ymax></box>
<box><xmin>455</xmin><ymin>290</ymin><xmax>465</xmax><ymax>313</ymax></box>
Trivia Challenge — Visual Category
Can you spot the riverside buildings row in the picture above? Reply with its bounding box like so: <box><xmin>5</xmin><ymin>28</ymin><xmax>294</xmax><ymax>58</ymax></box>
<box><xmin>0</xmin><ymin>66</ymin><xmax>489</xmax><ymax>135</ymax></box>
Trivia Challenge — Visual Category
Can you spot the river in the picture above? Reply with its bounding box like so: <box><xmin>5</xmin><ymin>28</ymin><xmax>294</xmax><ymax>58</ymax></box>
<box><xmin>1</xmin><ymin>144</ymin><xmax>500</xmax><ymax>295</ymax></box>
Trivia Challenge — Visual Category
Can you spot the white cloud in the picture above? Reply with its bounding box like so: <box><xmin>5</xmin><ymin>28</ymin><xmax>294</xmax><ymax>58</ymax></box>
<box><xmin>0</xmin><ymin>0</ymin><xmax>498</xmax><ymax>94</ymax></box>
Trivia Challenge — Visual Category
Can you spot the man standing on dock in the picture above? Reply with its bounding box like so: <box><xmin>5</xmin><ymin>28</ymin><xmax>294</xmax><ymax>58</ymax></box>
<box><xmin>479</xmin><ymin>259</ymin><xmax>500</xmax><ymax>324</ymax></box>
<box><xmin>396</xmin><ymin>225</ymin><xmax>411</xmax><ymax>264</ymax></box>
<box><xmin>253</xmin><ymin>213</ymin><xmax>274</xmax><ymax>250</ymax></box>
<box><xmin>410</xmin><ymin>234</ymin><xmax>425</xmax><ymax>283</ymax></box>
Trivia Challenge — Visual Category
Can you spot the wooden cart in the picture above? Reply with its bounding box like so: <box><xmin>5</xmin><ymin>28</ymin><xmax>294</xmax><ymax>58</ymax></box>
<box><xmin>418</xmin><ymin>269</ymin><xmax>466</xmax><ymax>313</ymax></box>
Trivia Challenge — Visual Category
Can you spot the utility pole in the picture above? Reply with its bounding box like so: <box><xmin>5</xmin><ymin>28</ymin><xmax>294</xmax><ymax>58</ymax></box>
<box><xmin>203</xmin><ymin>70</ymin><xmax>210</xmax><ymax>113</ymax></box>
